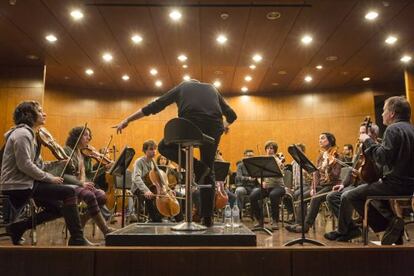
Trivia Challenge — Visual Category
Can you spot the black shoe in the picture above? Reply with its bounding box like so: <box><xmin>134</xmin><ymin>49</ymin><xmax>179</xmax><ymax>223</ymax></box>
<box><xmin>285</xmin><ymin>224</ymin><xmax>309</xmax><ymax>233</ymax></box>
<box><xmin>324</xmin><ymin>231</ymin><xmax>342</xmax><ymax>241</ymax></box>
<box><xmin>6</xmin><ymin>221</ymin><xmax>27</xmax><ymax>245</ymax></box>
<box><xmin>202</xmin><ymin>217</ymin><xmax>213</xmax><ymax>227</ymax></box>
<box><xmin>382</xmin><ymin>217</ymin><xmax>405</xmax><ymax>245</ymax></box>
<box><xmin>336</xmin><ymin>228</ymin><xmax>362</xmax><ymax>242</ymax></box>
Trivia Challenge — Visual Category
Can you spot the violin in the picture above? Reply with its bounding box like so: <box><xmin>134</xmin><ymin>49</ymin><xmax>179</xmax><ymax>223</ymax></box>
<box><xmin>81</xmin><ymin>145</ymin><xmax>113</xmax><ymax>166</ymax></box>
<box><xmin>358</xmin><ymin>117</ymin><xmax>381</xmax><ymax>183</ymax></box>
<box><xmin>37</xmin><ymin>127</ymin><xmax>69</xmax><ymax>160</ymax></box>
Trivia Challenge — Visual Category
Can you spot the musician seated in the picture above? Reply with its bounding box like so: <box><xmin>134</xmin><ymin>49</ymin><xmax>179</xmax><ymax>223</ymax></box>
<box><xmin>235</xmin><ymin>149</ymin><xmax>258</xmax><ymax>217</ymax></box>
<box><xmin>249</xmin><ymin>141</ymin><xmax>285</xmax><ymax>230</ymax></box>
<box><xmin>346</xmin><ymin>96</ymin><xmax>414</xmax><ymax>245</ymax></box>
<box><xmin>1</xmin><ymin>101</ymin><xmax>87</xmax><ymax>245</ymax></box>
<box><xmin>63</xmin><ymin>127</ymin><xmax>115</xmax><ymax>236</ymax></box>
<box><xmin>324</xmin><ymin>123</ymin><xmax>380</xmax><ymax>242</ymax></box>
<box><xmin>286</xmin><ymin>132</ymin><xmax>342</xmax><ymax>233</ymax></box>
<box><xmin>131</xmin><ymin>140</ymin><xmax>183</xmax><ymax>223</ymax></box>
<box><xmin>342</xmin><ymin>144</ymin><xmax>354</xmax><ymax>163</ymax></box>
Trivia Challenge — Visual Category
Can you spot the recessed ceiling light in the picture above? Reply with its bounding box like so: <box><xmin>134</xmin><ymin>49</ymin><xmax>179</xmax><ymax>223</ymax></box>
<box><xmin>271</xmin><ymin>82</ymin><xmax>279</xmax><ymax>86</ymax></box>
<box><xmin>122</xmin><ymin>74</ymin><xmax>130</xmax><ymax>81</ymax></box>
<box><xmin>177</xmin><ymin>54</ymin><xmax>187</xmax><ymax>62</ymax></box>
<box><xmin>169</xmin><ymin>10</ymin><xmax>182</xmax><ymax>21</ymax></box>
<box><xmin>45</xmin><ymin>34</ymin><xmax>57</xmax><ymax>43</ymax></box>
<box><xmin>401</xmin><ymin>55</ymin><xmax>412</xmax><ymax>63</ymax></box>
<box><xmin>155</xmin><ymin>80</ymin><xmax>163</xmax><ymax>87</ymax></box>
<box><xmin>183</xmin><ymin>75</ymin><xmax>190</xmax><ymax>81</ymax></box>
<box><xmin>102</xmin><ymin>53</ymin><xmax>113</xmax><ymax>62</ymax></box>
<box><xmin>70</xmin><ymin>9</ymin><xmax>84</xmax><ymax>21</ymax></box>
<box><xmin>131</xmin><ymin>34</ymin><xmax>143</xmax><ymax>44</ymax></box>
<box><xmin>304</xmin><ymin>75</ymin><xmax>313</xmax><ymax>82</ymax></box>
<box><xmin>216</xmin><ymin>34</ymin><xmax>228</xmax><ymax>44</ymax></box>
<box><xmin>266</xmin><ymin>11</ymin><xmax>281</xmax><ymax>20</ymax></box>
<box><xmin>241</xmin><ymin>87</ymin><xmax>248</xmax><ymax>93</ymax></box>
<box><xmin>252</xmin><ymin>54</ymin><xmax>263</xmax><ymax>63</ymax></box>
<box><xmin>316</xmin><ymin>65</ymin><xmax>323</xmax><ymax>70</ymax></box>
<box><xmin>64</xmin><ymin>76</ymin><xmax>70</xmax><ymax>80</ymax></box>
<box><xmin>249</xmin><ymin>64</ymin><xmax>256</xmax><ymax>70</ymax></box>
<box><xmin>301</xmin><ymin>35</ymin><xmax>313</xmax><ymax>45</ymax></box>
<box><xmin>244</xmin><ymin>75</ymin><xmax>252</xmax><ymax>82</ymax></box>
<box><xmin>215</xmin><ymin>70</ymin><xmax>223</xmax><ymax>75</ymax></box>
<box><xmin>213</xmin><ymin>80</ymin><xmax>221</xmax><ymax>88</ymax></box>
<box><xmin>85</xmin><ymin>68</ymin><xmax>94</xmax><ymax>75</ymax></box>
<box><xmin>362</xmin><ymin>77</ymin><xmax>370</xmax><ymax>81</ymax></box>
<box><xmin>385</xmin><ymin>35</ymin><xmax>397</xmax><ymax>45</ymax></box>
<box><xmin>365</xmin><ymin>11</ymin><xmax>379</xmax><ymax>21</ymax></box>
<box><xmin>278</xmin><ymin>70</ymin><xmax>287</xmax><ymax>75</ymax></box>
<box><xmin>220</xmin><ymin>13</ymin><xmax>229</xmax><ymax>20</ymax></box>
<box><xmin>26</xmin><ymin>54</ymin><xmax>39</xmax><ymax>60</ymax></box>
<box><xmin>182</xmin><ymin>64</ymin><xmax>188</xmax><ymax>68</ymax></box>
<box><xmin>326</xmin><ymin>56</ymin><xmax>338</xmax><ymax>61</ymax></box>
<box><xmin>150</xmin><ymin>68</ymin><xmax>158</xmax><ymax>76</ymax></box>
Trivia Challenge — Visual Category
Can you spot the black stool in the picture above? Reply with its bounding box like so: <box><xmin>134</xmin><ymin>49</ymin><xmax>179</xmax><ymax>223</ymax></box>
<box><xmin>163</xmin><ymin>118</ymin><xmax>215</xmax><ymax>231</ymax></box>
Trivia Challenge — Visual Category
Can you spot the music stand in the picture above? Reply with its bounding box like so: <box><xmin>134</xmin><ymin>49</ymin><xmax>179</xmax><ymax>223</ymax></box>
<box><xmin>243</xmin><ymin>156</ymin><xmax>283</xmax><ymax>235</ymax></box>
<box><xmin>283</xmin><ymin>145</ymin><xmax>325</xmax><ymax>246</ymax></box>
<box><xmin>108</xmin><ymin>146</ymin><xmax>135</xmax><ymax>228</ymax></box>
<box><xmin>214</xmin><ymin>161</ymin><xmax>230</xmax><ymax>182</ymax></box>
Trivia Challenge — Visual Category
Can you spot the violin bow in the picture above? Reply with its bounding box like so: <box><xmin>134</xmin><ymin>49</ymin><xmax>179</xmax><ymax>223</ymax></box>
<box><xmin>60</xmin><ymin>123</ymin><xmax>88</xmax><ymax>178</ymax></box>
<box><xmin>92</xmin><ymin>135</ymin><xmax>113</xmax><ymax>182</ymax></box>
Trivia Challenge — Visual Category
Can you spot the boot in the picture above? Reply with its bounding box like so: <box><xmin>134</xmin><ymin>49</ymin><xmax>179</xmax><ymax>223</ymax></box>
<box><xmin>92</xmin><ymin>212</ymin><xmax>116</xmax><ymax>236</ymax></box>
<box><xmin>6</xmin><ymin>219</ymin><xmax>29</xmax><ymax>245</ymax></box>
<box><xmin>62</xmin><ymin>204</ymin><xmax>88</xmax><ymax>246</ymax></box>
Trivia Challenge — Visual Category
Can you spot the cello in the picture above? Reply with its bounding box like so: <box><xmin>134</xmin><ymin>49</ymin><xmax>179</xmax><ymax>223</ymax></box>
<box><xmin>144</xmin><ymin>160</ymin><xmax>181</xmax><ymax>217</ymax></box>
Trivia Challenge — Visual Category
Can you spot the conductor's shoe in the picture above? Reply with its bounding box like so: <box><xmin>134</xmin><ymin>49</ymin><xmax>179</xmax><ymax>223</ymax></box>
<box><xmin>324</xmin><ymin>230</ymin><xmax>342</xmax><ymax>241</ymax></box>
<box><xmin>202</xmin><ymin>217</ymin><xmax>213</xmax><ymax>227</ymax></box>
<box><xmin>382</xmin><ymin>217</ymin><xmax>405</xmax><ymax>245</ymax></box>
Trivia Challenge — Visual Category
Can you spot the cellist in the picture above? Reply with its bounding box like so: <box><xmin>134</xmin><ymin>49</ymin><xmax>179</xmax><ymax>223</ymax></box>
<box><xmin>131</xmin><ymin>140</ymin><xmax>183</xmax><ymax>223</ymax></box>
<box><xmin>324</xmin><ymin>122</ymin><xmax>380</xmax><ymax>242</ymax></box>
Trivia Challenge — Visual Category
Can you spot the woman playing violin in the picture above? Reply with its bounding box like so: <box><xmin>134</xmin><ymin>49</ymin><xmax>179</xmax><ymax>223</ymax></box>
<box><xmin>286</xmin><ymin>132</ymin><xmax>342</xmax><ymax>233</ymax></box>
<box><xmin>63</xmin><ymin>126</ymin><xmax>115</xmax><ymax>236</ymax></box>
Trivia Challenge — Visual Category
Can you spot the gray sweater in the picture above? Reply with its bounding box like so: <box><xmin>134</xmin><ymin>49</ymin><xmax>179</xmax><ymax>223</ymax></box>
<box><xmin>131</xmin><ymin>156</ymin><xmax>154</xmax><ymax>194</ymax></box>
<box><xmin>0</xmin><ymin>124</ymin><xmax>55</xmax><ymax>191</ymax></box>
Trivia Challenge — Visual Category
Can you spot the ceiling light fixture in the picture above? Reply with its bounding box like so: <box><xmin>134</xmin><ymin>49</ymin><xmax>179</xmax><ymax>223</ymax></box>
<box><xmin>241</xmin><ymin>87</ymin><xmax>248</xmax><ymax>93</ymax></box>
<box><xmin>216</xmin><ymin>34</ymin><xmax>228</xmax><ymax>44</ymax></box>
<box><xmin>177</xmin><ymin>54</ymin><xmax>187</xmax><ymax>62</ymax></box>
<box><xmin>155</xmin><ymin>80</ymin><xmax>163</xmax><ymax>87</ymax></box>
<box><xmin>102</xmin><ymin>53</ymin><xmax>113</xmax><ymax>62</ymax></box>
<box><xmin>252</xmin><ymin>54</ymin><xmax>263</xmax><ymax>63</ymax></box>
<box><xmin>365</xmin><ymin>11</ymin><xmax>379</xmax><ymax>21</ymax></box>
<box><xmin>213</xmin><ymin>80</ymin><xmax>221</xmax><ymax>88</ymax></box>
<box><xmin>316</xmin><ymin>65</ymin><xmax>323</xmax><ymax>70</ymax></box>
<box><xmin>249</xmin><ymin>64</ymin><xmax>256</xmax><ymax>70</ymax></box>
<box><xmin>45</xmin><ymin>34</ymin><xmax>57</xmax><ymax>43</ymax></box>
<box><xmin>182</xmin><ymin>64</ymin><xmax>188</xmax><ymax>68</ymax></box>
<box><xmin>244</xmin><ymin>75</ymin><xmax>252</xmax><ymax>82</ymax></box>
<box><xmin>70</xmin><ymin>9</ymin><xmax>84</xmax><ymax>21</ymax></box>
<box><xmin>85</xmin><ymin>69</ymin><xmax>94</xmax><ymax>75</ymax></box>
<box><xmin>122</xmin><ymin>75</ymin><xmax>130</xmax><ymax>81</ymax></box>
<box><xmin>131</xmin><ymin>34</ymin><xmax>143</xmax><ymax>44</ymax></box>
<box><xmin>385</xmin><ymin>35</ymin><xmax>397</xmax><ymax>45</ymax></box>
<box><xmin>362</xmin><ymin>77</ymin><xmax>370</xmax><ymax>81</ymax></box>
<box><xmin>301</xmin><ymin>35</ymin><xmax>313</xmax><ymax>45</ymax></box>
<box><xmin>183</xmin><ymin>75</ymin><xmax>190</xmax><ymax>81</ymax></box>
<box><xmin>304</xmin><ymin>75</ymin><xmax>313</xmax><ymax>82</ymax></box>
<box><xmin>169</xmin><ymin>10</ymin><xmax>182</xmax><ymax>21</ymax></box>
<box><xmin>150</xmin><ymin>68</ymin><xmax>158</xmax><ymax>76</ymax></box>
<box><xmin>401</xmin><ymin>55</ymin><xmax>412</xmax><ymax>63</ymax></box>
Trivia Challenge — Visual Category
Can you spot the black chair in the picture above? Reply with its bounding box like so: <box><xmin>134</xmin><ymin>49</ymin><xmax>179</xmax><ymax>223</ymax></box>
<box><xmin>164</xmin><ymin>118</ymin><xmax>215</xmax><ymax>231</ymax></box>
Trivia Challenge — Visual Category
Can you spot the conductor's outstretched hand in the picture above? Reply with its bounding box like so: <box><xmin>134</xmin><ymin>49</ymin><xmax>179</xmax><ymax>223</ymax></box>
<box><xmin>113</xmin><ymin>120</ymin><xmax>128</xmax><ymax>134</ymax></box>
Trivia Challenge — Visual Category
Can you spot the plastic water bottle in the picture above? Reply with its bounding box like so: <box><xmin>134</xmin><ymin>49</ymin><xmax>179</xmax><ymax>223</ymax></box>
<box><xmin>232</xmin><ymin>204</ymin><xmax>240</xmax><ymax>228</ymax></box>
<box><xmin>224</xmin><ymin>203</ymin><xmax>232</xmax><ymax>228</ymax></box>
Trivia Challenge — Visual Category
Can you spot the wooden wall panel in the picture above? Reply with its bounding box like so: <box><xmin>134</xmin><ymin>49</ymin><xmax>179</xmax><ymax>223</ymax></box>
<box><xmin>0</xmin><ymin>66</ymin><xmax>44</xmax><ymax>144</ymax></box>
<box><xmin>41</xmin><ymin>85</ymin><xmax>389</xmax><ymax>171</ymax></box>
<box><xmin>405</xmin><ymin>69</ymin><xmax>414</xmax><ymax>124</ymax></box>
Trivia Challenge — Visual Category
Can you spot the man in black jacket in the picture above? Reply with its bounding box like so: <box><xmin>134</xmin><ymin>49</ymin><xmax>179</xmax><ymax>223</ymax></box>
<box><xmin>114</xmin><ymin>80</ymin><xmax>237</xmax><ymax>226</ymax></box>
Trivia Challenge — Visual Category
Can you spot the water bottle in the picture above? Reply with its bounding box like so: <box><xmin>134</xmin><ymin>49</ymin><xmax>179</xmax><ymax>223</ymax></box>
<box><xmin>410</xmin><ymin>212</ymin><xmax>414</xmax><ymax>222</ymax></box>
<box><xmin>232</xmin><ymin>204</ymin><xmax>240</xmax><ymax>228</ymax></box>
<box><xmin>224</xmin><ymin>203</ymin><xmax>232</xmax><ymax>228</ymax></box>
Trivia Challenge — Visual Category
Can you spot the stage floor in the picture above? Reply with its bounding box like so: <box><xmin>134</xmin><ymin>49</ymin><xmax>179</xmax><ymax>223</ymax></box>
<box><xmin>2</xmin><ymin>215</ymin><xmax>414</xmax><ymax>247</ymax></box>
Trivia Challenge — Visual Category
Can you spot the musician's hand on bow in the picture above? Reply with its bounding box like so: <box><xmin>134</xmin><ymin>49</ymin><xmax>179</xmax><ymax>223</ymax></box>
<box><xmin>332</xmin><ymin>184</ymin><xmax>344</xmax><ymax>192</ymax></box>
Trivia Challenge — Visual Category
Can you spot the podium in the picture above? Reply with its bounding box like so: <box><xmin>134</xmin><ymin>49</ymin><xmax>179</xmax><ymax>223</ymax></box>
<box><xmin>243</xmin><ymin>156</ymin><xmax>283</xmax><ymax>235</ymax></box>
<box><xmin>283</xmin><ymin>145</ymin><xmax>324</xmax><ymax>246</ymax></box>
<box><xmin>108</xmin><ymin>146</ymin><xmax>135</xmax><ymax>227</ymax></box>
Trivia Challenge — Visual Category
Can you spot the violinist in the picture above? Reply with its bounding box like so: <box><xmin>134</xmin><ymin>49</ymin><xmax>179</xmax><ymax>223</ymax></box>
<box><xmin>63</xmin><ymin>126</ymin><xmax>115</xmax><ymax>236</ymax></box>
<box><xmin>346</xmin><ymin>96</ymin><xmax>414</xmax><ymax>245</ymax></box>
<box><xmin>249</xmin><ymin>141</ymin><xmax>285</xmax><ymax>230</ymax></box>
<box><xmin>286</xmin><ymin>132</ymin><xmax>342</xmax><ymax>233</ymax></box>
<box><xmin>324</xmin><ymin>123</ymin><xmax>380</xmax><ymax>242</ymax></box>
<box><xmin>0</xmin><ymin>101</ymin><xmax>87</xmax><ymax>245</ymax></box>
<box><xmin>131</xmin><ymin>140</ymin><xmax>183</xmax><ymax>223</ymax></box>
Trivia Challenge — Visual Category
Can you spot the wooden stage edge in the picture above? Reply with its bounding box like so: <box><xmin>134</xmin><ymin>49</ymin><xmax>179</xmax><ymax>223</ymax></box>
<box><xmin>1</xmin><ymin>245</ymin><xmax>414</xmax><ymax>276</ymax></box>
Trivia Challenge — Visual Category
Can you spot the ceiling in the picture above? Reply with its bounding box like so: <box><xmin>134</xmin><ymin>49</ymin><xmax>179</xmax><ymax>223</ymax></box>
<box><xmin>0</xmin><ymin>0</ymin><xmax>413</xmax><ymax>95</ymax></box>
